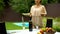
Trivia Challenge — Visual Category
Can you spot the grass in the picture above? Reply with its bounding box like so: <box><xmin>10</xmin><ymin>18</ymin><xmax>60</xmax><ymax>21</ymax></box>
<box><xmin>5</xmin><ymin>23</ymin><xmax>22</xmax><ymax>30</ymax></box>
<box><xmin>53</xmin><ymin>22</ymin><xmax>60</xmax><ymax>32</ymax></box>
<box><xmin>5</xmin><ymin>22</ymin><xmax>29</xmax><ymax>30</ymax></box>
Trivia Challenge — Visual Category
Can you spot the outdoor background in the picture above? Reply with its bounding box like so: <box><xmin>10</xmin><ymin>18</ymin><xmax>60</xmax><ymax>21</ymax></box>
<box><xmin>0</xmin><ymin>0</ymin><xmax>60</xmax><ymax>32</ymax></box>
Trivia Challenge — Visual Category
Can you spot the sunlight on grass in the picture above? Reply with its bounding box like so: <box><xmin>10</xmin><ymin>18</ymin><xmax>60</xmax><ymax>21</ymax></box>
<box><xmin>5</xmin><ymin>23</ymin><xmax>22</xmax><ymax>30</ymax></box>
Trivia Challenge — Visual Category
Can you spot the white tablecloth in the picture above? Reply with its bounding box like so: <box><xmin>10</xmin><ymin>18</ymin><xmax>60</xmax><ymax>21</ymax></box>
<box><xmin>7</xmin><ymin>29</ymin><xmax>60</xmax><ymax>34</ymax></box>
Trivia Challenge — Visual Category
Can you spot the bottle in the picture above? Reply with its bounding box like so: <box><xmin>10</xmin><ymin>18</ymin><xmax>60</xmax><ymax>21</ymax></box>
<box><xmin>29</xmin><ymin>20</ymin><xmax>33</xmax><ymax>31</ymax></box>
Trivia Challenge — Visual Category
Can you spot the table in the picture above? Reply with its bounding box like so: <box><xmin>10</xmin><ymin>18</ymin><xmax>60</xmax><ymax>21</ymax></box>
<box><xmin>7</xmin><ymin>29</ymin><xmax>60</xmax><ymax>34</ymax></box>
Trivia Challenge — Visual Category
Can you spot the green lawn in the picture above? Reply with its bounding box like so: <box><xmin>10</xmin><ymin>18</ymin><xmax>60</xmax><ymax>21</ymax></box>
<box><xmin>5</xmin><ymin>22</ymin><xmax>22</xmax><ymax>30</ymax></box>
<box><xmin>5</xmin><ymin>22</ymin><xmax>28</xmax><ymax>30</ymax></box>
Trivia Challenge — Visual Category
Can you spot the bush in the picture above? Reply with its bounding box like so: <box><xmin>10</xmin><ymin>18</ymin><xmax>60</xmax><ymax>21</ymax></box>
<box><xmin>55</xmin><ymin>18</ymin><xmax>60</xmax><ymax>22</ymax></box>
<box><xmin>53</xmin><ymin>26</ymin><xmax>60</xmax><ymax>32</ymax></box>
<box><xmin>53</xmin><ymin>22</ymin><xmax>60</xmax><ymax>32</ymax></box>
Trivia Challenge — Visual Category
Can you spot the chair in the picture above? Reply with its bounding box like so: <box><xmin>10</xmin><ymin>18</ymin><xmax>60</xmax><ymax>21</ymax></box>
<box><xmin>0</xmin><ymin>22</ymin><xmax>7</xmax><ymax>34</ymax></box>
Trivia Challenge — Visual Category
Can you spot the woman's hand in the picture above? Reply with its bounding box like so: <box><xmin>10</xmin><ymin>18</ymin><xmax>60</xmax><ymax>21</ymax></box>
<box><xmin>41</xmin><ymin>14</ymin><xmax>46</xmax><ymax>16</ymax></box>
<box><xmin>30</xmin><ymin>13</ymin><xmax>32</xmax><ymax>17</ymax></box>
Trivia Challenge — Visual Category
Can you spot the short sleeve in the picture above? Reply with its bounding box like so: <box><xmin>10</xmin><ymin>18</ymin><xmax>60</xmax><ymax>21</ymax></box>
<box><xmin>41</xmin><ymin>6</ymin><xmax>47</xmax><ymax>15</ymax></box>
<box><xmin>30</xmin><ymin>6</ymin><xmax>33</xmax><ymax>14</ymax></box>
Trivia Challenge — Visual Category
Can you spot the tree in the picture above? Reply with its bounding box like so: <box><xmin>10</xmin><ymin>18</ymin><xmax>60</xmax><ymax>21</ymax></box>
<box><xmin>42</xmin><ymin>0</ymin><xmax>48</xmax><ymax>5</ymax></box>
<box><xmin>10</xmin><ymin>0</ymin><xmax>48</xmax><ymax>13</ymax></box>
<box><xmin>48</xmin><ymin>0</ymin><xmax>58</xmax><ymax>3</ymax></box>
<box><xmin>0</xmin><ymin>0</ymin><xmax>59</xmax><ymax>14</ymax></box>
<box><xmin>0</xmin><ymin>0</ymin><xmax>4</xmax><ymax>17</ymax></box>
<box><xmin>0</xmin><ymin>0</ymin><xmax>4</xmax><ymax>12</ymax></box>
<box><xmin>58</xmin><ymin>0</ymin><xmax>60</xmax><ymax>3</ymax></box>
<box><xmin>10</xmin><ymin>0</ymin><xmax>30</xmax><ymax>13</ymax></box>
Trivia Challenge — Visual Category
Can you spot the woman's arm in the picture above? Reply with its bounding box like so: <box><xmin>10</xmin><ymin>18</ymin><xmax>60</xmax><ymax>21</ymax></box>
<box><xmin>41</xmin><ymin>6</ymin><xmax>47</xmax><ymax>16</ymax></box>
<box><xmin>30</xmin><ymin>6</ymin><xmax>33</xmax><ymax>17</ymax></box>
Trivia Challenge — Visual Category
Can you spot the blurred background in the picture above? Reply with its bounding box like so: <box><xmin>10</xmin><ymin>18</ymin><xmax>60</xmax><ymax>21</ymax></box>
<box><xmin>0</xmin><ymin>0</ymin><xmax>60</xmax><ymax>32</ymax></box>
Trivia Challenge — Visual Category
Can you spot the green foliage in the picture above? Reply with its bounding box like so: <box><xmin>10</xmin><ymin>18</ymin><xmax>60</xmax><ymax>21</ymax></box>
<box><xmin>42</xmin><ymin>0</ymin><xmax>48</xmax><ymax>5</ymax></box>
<box><xmin>0</xmin><ymin>0</ymin><xmax>59</xmax><ymax>13</ymax></box>
<box><xmin>55</xmin><ymin>18</ymin><xmax>60</xmax><ymax>22</ymax></box>
<box><xmin>10</xmin><ymin>0</ymin><xmax>30</xmax><ymax>13</ymax></box>
<box><xmin>0</xmin><ymin>0</ymin><xmax>4</xmax><ymax>12</ymax></box>
<box><xmin>5</xmin><ymin>22</ymin><xmax>23</xmax><ymax>30</ymax></box>
<box><xmin>53</xmin><ymin>22</ymin><xmax>60</xmax><ymax>32</ymax></box>
<box><xmin>9</xmin><ymin>0</ymin><xmax>59</xmax><ymax>13</ymax></box>
<box><xmin>10</xmin><ymin>0</ymin><xmax>48</xmax><ymax>13</ymax></box>
<box><xmin>0</xmin><ymin>0</ymin><xmax>4</xmax><ymax>17</ymax></box>
<box><xmin>54</xmin><ymin>27</ymin><xmax>60</xmax><ymax>32</ymax></box>
<box><xmin>50</xmin><ymin>0</ymin><xmax>58</xmax><ymax>3</ymax></box>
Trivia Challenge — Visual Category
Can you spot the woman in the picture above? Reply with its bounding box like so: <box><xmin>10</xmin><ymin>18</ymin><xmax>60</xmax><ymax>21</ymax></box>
<box><xmin>30</xmin><ymin>0</ymin><xmax>47</xmax><ymax>28</ymax></box>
